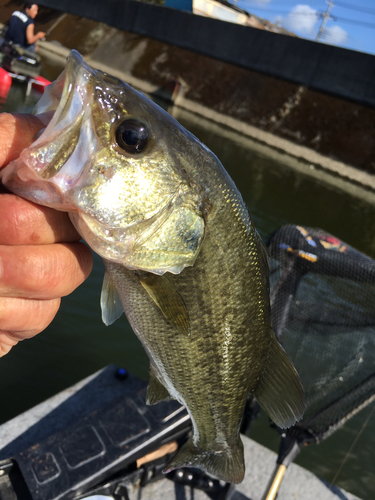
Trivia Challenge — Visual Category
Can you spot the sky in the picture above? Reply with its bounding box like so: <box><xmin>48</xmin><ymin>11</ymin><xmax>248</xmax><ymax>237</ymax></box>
<box><xmin>233</xmin><ymin>0</ymin><xmax>375</xmax><ymax>55</ymax></box>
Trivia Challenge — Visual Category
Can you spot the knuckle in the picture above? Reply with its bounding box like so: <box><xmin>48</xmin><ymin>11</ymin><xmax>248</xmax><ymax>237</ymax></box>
<box><xmin>0</xmin><ymin>243</ymin><xmax>92</xmax><ymax>298</ymax></box>
<box><xmin>0</xmin><ymin>297</ymin><xmax>60</xmax><ymax>339</ymax></box>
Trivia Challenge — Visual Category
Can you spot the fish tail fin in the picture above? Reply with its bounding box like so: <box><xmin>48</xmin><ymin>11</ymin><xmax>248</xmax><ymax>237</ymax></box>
<box><xmin>253</xmin><ymin>330</ymin><xmax>305</xmax><ymax>429</ymax></box>
<box><xmin>163</xmin><ymin>437</ymin><xmax>245</xmax><ymax>484</ymax></box>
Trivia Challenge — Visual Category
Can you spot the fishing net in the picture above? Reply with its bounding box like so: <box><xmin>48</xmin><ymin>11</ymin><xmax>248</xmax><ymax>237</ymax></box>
<box><xmin>267</xmin><ymin>224</ymin><xmax>375</xmax><ymax>441</ymax></box>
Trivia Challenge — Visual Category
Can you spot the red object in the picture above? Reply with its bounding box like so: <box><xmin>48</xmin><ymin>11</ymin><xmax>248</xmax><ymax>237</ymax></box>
<box><xmin>0</xmin><ymin>67</ymin><xmax>12</xmax><ymax>102</ymax></box>
<box><xmin>32</xmin><ymin>75</ymin><xmax>51</xmax><ymax>93</ymax></box>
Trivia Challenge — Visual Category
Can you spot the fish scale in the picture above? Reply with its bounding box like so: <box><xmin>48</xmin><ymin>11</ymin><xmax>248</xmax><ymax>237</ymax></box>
<box><xmin>0</xmin><ymin>50</ymin><xmax>305</xmax><ymax>484</ymax></box>
<box><xmin>107</xmin><ymin>192</ymin><xmax>269</xmax><ymax>458</ymax></box>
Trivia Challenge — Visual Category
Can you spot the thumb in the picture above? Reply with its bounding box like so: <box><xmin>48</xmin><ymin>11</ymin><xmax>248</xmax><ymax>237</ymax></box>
<box><xmin>0</xmin><ymin>113</ymin><xmax>45</xmax><ymax>169</ymax></box>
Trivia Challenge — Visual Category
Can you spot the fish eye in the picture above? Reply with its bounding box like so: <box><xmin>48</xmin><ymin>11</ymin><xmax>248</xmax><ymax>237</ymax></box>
<box><xmin>115</xmin><ymin>119</ymin><xmax>149</xmax><ymax>154</ymax></box>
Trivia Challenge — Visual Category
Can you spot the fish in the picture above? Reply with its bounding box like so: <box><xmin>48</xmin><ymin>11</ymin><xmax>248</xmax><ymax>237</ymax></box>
<box><xmin>0</xmin><ymin>50</ymin><xmax>304</xmax><ymax>484</ymax></box>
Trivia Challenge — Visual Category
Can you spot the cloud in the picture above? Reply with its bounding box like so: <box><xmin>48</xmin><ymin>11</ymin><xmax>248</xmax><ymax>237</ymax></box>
<box><xmin>280</xmin><ymin>4</ymin><xmax>318</xmax><ymax>35</ymax></box>
<box><xmin>323</xmin><ymin>25</ymin><xmax>348</xmax><ymax>45</ymax></box>
<box><xmin>248</xmin><ymin>0</ymin><xmax>271</xmax><ymax>5</ymax></box>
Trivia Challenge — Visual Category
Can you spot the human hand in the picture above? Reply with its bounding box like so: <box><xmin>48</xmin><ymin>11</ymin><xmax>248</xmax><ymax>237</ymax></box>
<box><xmin>0</xmin><ymin>113</ymin><xmax>93</xmax><ymax>356</ymax></box>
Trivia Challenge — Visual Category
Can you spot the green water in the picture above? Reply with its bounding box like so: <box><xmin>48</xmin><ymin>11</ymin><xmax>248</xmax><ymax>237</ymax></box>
<box><xmin>1</xmin><ymin>79</ymin><xmax>375</xmax><ymax>500</ymax></box>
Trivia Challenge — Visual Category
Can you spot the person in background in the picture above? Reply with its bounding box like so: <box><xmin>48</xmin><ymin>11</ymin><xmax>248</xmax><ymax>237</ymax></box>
<box><xmin>4</xmin><ymin>3</ymin><xmax>45</xmax><ymax>52</ymax></box>
<box><xmin>0</xmin><ymin>113</ymin><xmax>93</xmax><ymax>357</ymax></box>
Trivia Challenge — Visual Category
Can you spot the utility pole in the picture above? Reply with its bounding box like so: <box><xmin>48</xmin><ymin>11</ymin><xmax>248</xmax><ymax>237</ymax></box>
<box><xmin>316</xmin><ymin>0</ymin><xmax>334</xmax><ymax>41</ymax></box>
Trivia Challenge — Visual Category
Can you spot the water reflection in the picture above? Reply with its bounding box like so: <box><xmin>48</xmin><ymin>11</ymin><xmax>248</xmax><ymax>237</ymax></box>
<box><xmin>175</xmin><ymin>109</ymin><xmax>375</xmax><ymax>258</ymax></box>
<box><xmin>1</xmin><ymin>62</ymin><xmax>375</xmax><ymax>500</ymax></box>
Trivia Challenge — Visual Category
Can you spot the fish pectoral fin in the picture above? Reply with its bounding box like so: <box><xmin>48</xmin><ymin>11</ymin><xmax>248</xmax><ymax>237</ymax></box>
<box><xmin>137</xmin><ymin>272</ymin><xmax>190</xmax><ymax>335</ymax></box>
<box><xmin>164</xmin><ymin>437</ymin><xmax>245</xmax><ymax>484</ymax></box>
<box><xmin>100</xmin><ymin>270</ymin><xmax>124</xmax><ymax>326</ymax></box>
<box><xmin>253</xmin><ymin>330</ymin><xmax>305</xmax><ymax>429</ymax></box>
<box><xmin>146</xmin><ymin>365</ymin><xmax>174</xmax><ymax>405</ymax></box>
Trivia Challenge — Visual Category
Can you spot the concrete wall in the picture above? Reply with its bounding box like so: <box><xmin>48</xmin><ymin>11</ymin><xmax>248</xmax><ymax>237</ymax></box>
<box><xmin>1</xmin><ymin>1</ymin><xmax>374</xmax><ymax>174</ymax></box>
<box><xmin>32</xmin><ymin>0</ymin><xmax>375</xmax><ymax>109</ymax></box>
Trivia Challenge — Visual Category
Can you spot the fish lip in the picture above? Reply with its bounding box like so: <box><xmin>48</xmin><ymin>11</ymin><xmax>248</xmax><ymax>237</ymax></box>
<box><xmin>56</xmin><ymin>50</ymin><xmax>94</xmax><ymax>120</ymax></box>
<box><xmin>0</xmin><ymin>50</ymin><xmax>98</xmax><ymax>208</ymax></box>
<box><xmin>37</xmin><ymin>50</ymin><xmax>93</xmax><ymax>125</ymax></box>
<box><xmin>19</xmin><ymin>51</ymin><xmax>97</xmax><ymax>193</ymax></box>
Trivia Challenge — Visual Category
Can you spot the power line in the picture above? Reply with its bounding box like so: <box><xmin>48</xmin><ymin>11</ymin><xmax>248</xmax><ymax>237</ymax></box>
<box><xmin>233</xmin><ymin>2</ymin><xmax>375</xmax><ymax>30</ymax></box>
<box><xmin>240</xmin><ymin>1</ymin><xmax>375</xmax><ymax>17</ymax></box>
<box><xmin>334</xmin><ymin>1</ymin><xmax>375</xmax><ymax>15</ymax></box>
<box><xmin>264</xmin><ymin>1</ymin><xmax>375</xmax><ymax>15</ymax></box>
<box><xmin>334</xmin><ymin>16</ymin><xmax>375</xmax><ymax>29</ymax></box>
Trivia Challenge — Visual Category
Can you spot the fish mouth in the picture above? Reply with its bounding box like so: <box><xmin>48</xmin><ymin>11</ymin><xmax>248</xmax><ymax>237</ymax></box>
<box><xmin>1</xmin><ymin>51</ymin><xmax>97</xmax><ymax>209</ymax></box>
<box><xmin>31</xmin><ymin>50</ymin><xmax>94</xmax><ymax>182</ymax></box>
<box><xmin>35</xmin><ymin>50</ymin><xmax>92</xmax><ymax>131</ymax></box>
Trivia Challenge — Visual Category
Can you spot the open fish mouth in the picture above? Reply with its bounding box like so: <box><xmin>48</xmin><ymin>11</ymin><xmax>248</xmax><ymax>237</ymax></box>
<box><xmin>35</xmin><ymin>50</ymin><xmax>90</xmax><ymax>130</ymax></box>
<box><xmin>30</xmin><ymin>51</ymin><xmax>91</xmax><ymax>179</ymax></box>
<box><xmin>1</xmin><ymin>51</ymin><xmax>97</xmax><ymax>208</ymax></box>
<box><xmin>1</xmin><ymin>50</ymin><xmax>206</xmax><ymax>273</ymax></box>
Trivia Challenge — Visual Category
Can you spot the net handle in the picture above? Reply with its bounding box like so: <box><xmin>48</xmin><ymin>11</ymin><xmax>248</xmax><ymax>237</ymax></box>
<box><xmin>261</xmin><ymin>464</ymin><xmax>287</xmax><ymax>500</ymax></box>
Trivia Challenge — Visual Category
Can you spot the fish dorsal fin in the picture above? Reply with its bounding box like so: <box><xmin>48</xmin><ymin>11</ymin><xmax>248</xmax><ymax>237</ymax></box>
<box><xmin>137</xmin><ymin>272</ymin><xmax>190</xmax><ymax>335</ymax></box>
<box><xmin>100</xmin><ymin>270</ymin><xmax>124</xmax><ymax>326</ymax></box>
<box><xmin>146</xmin><ymin>365</ymin><xmax>174</xmax><ymax>405</ymax></box>
<box><xmin>253</xmin><ymin>330</ymin><xmax>305</xmax><ymax>428</ymax></box>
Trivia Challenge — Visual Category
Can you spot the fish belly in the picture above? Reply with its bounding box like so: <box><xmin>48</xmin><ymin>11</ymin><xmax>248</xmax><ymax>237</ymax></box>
<box><xmin>104</xmin><ymin>231</ymin><xmax>268</xmax><ymax>483</ymax></box>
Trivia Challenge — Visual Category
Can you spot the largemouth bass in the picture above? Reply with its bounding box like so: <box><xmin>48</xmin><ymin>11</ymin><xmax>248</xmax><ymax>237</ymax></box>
<box><xmin>1</xmin><ymin>51</ymin><xmax>304</xmax><ymax>483</ymax></box>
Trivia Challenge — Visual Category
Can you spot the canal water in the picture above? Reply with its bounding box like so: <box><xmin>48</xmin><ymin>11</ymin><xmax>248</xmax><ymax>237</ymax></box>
<box><xmin>0</xmin><ymin>68</ymin><xmax>375</xmax><ymax>500</ymax></box>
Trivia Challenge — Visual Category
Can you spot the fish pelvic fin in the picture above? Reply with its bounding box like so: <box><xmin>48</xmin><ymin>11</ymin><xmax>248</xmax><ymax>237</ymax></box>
<box><xmin>101</xmin><ymin>269</ymin><xmax>124</xmax><ymax>326</ymax></box>
<box><xmin>164</xmin><ymin>437</ymin><xmax>245</xmax><ymax>484</ymax></box>
<box><xmin>146</xmin><ymin>365</ymin><xmax>174</xmax><ymax>405</ymax></box>
<box><xmin>253</xmin><ymin>330</ymin><xmax>305</xmax><ymax>428</ymax></box>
